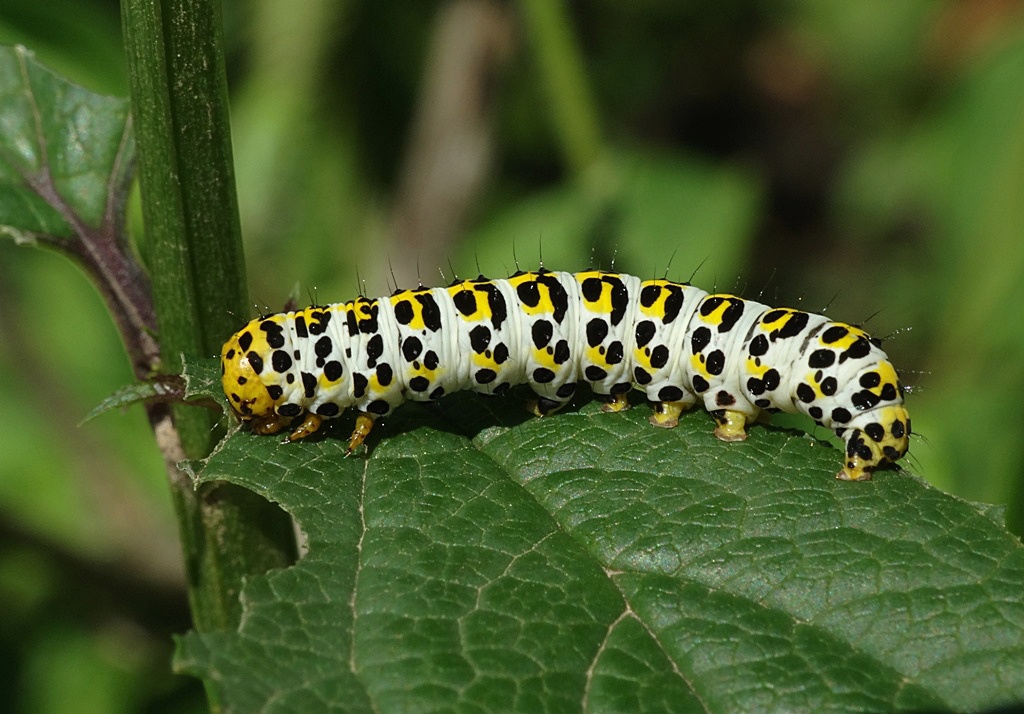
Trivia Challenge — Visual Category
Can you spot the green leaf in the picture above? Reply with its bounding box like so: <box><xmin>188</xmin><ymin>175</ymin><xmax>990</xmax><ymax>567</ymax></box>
<box><xmin>177</xmin><ymin>377</ymin><xmax>1024</xmax><ymax>712</ymax></box>
<box><xmin>183</xmin><ymin>354</ymin><xmax>229</xmax><ymax>411</ymax></box>
<box><xmin>0</xmin><ymin>44</ymin><xmax>156</xmax><ymax>378</ymax></box>
<box><xmin>82</xmin><ymin>357</ymin><xmax>220</xmax><ymax>424</ymax></box>
<box><xmin>81</xmin><ymin>380</ymin><xmax>169</xmax><ymax>424</ymax></box>
<box><xmin>0</xmin><ymin>44</ymin><xmax>132</xmax><ymax>245</ymax></box>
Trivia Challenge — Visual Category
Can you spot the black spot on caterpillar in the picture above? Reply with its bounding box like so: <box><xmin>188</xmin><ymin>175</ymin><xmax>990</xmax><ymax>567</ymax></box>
<box><xmin>221</xmin><ymin>269</ymin><xmax>910</xmax><ymax>480</ymax></box>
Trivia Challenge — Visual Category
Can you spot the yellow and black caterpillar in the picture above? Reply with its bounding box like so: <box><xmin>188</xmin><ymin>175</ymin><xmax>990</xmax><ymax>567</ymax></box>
<box><xmin>221</xmin><ymin>269</ymin><xmax>910</xmax><ymax>481</ymax></box>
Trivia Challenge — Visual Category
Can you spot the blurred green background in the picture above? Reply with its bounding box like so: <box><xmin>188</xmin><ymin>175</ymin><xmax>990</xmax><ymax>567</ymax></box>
<box><xmin>3</xmin><ymin>0</ymin><xmax>1024</xmax><ymax>711</ymax></box>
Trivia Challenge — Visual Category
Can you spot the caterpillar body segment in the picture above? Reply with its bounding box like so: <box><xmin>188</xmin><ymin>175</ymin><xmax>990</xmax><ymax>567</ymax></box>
<box><xmin>221</xmin><ymin>269</ymin><xmax>910</xmax><ymax>480</ymax></box>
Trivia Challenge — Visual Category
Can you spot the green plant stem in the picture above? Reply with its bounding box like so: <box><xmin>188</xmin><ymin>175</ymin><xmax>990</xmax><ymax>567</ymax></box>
<box><xmin>518</xmin><ymin>0</ymin><xmax>621</xmax><ymax>266</ymax></box>
<box><xmin>518</xmin><ymin>0</ymin><xmax>605</xmax><ymax>177</ymax></box>
<box><xmin>121</xmin><ymin>0</ymin><xmax>296</xmax><ymax>636</ymax></box>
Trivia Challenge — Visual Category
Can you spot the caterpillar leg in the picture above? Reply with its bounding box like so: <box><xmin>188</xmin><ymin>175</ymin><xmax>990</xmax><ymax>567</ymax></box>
<box><xmin>711</xmin><ymin>409</ymin><xmax>750</xmax><ymax>442</ymax></box>
<box><xmin>285</xmin><ymin>413</ymin><xmax>324</xmax><ymax>442</ymax></box>
<box><xmin>600</xmin><ymin>392</ymin><xmax>630</xmax><ymax>414</ymax></box>
<box><xmin>252</xmin><ymin>413</ymin><xmax>289</xmax><ymax>436</ymax></box>
<box><xmin>649</xmin><ymin>401</ymin><xmax>687</xmax><ymax>428</ymax></box>
<box><xmin>527</xmin><ymin>397</ymin><xmax>569</xmax><ymax>418</ymax></box>
<box><xmin>345</xmin><ymin>412</ymin><xmax>377</xmax><ymax>455</ymax></box>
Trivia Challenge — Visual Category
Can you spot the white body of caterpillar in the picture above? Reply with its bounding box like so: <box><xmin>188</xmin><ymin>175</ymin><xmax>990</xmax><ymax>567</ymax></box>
<box><xmin>221</xmin><ymin>269</ymin><xmax>910</xmax><ymax>480</ymax></box>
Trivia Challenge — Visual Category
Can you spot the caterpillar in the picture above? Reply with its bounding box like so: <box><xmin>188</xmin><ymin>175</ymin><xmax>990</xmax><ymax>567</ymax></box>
<box><xmin>220</xmin><ymin>269</ymin><xmax>910</xmax><ymax>481</ymax></box>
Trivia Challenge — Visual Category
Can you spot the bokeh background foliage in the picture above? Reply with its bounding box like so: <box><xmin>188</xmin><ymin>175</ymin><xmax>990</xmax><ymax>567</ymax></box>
<box><xmin>2</xmin><ymin>0</ymin><xmax>1024</xmax><ymax>712</ymax></box>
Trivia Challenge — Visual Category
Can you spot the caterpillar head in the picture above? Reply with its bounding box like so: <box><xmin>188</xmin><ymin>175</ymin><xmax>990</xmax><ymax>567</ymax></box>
<box><xmin>838</xmin><ymin>404</ymin><xmax>911</xmax><ymax>481</ymax></box>
<box><xmin>220</xmin><ymin>326</ymin><xmax>278</xmax><ymax>425</ymax></box>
